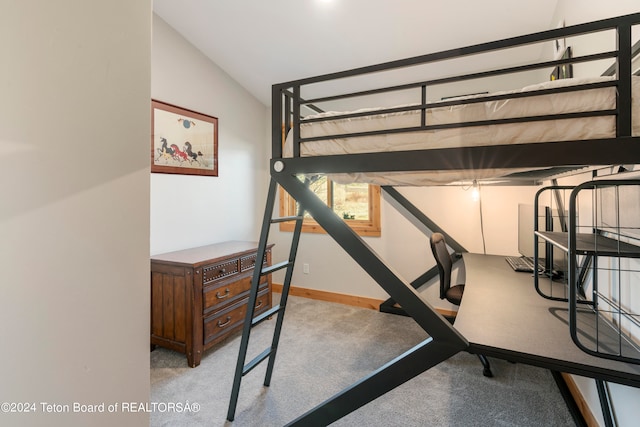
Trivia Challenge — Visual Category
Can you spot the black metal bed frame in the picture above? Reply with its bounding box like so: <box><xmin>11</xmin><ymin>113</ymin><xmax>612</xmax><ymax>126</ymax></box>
<box><xmin>273</xmin><ymin>13</ymin><xmax>639</xmax><ymax>175</ymax></box>
<box><xmin>233</xmin><ymin>13</ymin><xmax>640</xmax><ymax>426</ymax></box>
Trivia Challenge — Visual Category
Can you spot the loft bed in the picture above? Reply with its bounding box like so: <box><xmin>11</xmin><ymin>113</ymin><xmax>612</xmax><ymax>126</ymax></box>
<box><xmin>282</xmin><ymin>75</ymin><xmax>639</xmax><ymax>185</ymax></box>
<box><xmin>234</xmin><ymin>13</ymin><xmax>640</xmax><ymax>426</ymax></box>
<box><xmin>274</xmin><ymin>16</ymin><xmax>640</xmax><ymax>183</ymax></box>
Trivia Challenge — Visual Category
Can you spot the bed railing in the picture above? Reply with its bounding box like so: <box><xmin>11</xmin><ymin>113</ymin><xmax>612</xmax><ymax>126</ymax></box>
<box><xmin>271</xmin><ymin>12</ymin><xmax>640</xmax><ymax>175</ymax></box>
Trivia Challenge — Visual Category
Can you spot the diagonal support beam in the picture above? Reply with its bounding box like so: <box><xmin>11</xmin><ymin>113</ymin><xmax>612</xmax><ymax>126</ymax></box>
<box><xmin>382</xmin><ymin>186</ymin><xmax>467</xmax><ymax>253</ymax></box>
<box><xmin>380</xmin><ymin>186</ymin><xmax>467</xmax><ymax>314</ymax></box>
<box><xmin>274</xmin><ymin>172</ymin><xmax>467</xmax><ymax>424</ymax></box>
<box><xmin>286</xmin><ymin>337</ymin><xmax>461</xmax><ymax>427</ymax></box>
<box><xmin>277</xmin><ymin>172</ymin><xmax>467</xmax><ymax>342</ymax></box>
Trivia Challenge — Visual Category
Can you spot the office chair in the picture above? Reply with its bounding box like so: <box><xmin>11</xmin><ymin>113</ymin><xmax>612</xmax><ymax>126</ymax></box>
<box><xmin>430</xmin><ymin>232</ymin><xmax>493</xmax><ymax>377</ymax></box>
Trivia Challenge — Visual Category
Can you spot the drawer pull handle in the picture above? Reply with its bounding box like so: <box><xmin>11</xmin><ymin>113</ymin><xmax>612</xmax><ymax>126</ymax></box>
<box><xmin>217</xmin><ymin>316</ymin><xmax>232</xmax><ymax>328</ymax></box>
<box><xmin>216</xmin><ymin>288</ymin><xmax>230</xmax><ymax>299</ymax></box>
<box><xmin>255</xmin><ymin>300</ymin><xmax>263</xmax><ymax>309</ymax></box>
<box><xmin>219</xmin><ymin>268</ymin><xmax>226</xmax><ymax>274</ymax></box>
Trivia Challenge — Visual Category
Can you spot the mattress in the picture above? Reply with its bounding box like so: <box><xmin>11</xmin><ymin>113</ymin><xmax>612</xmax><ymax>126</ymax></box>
<box><xmin>283</xmin><ymin>76</ymin><xmax>640</xmax><ymax>185</ymax></box>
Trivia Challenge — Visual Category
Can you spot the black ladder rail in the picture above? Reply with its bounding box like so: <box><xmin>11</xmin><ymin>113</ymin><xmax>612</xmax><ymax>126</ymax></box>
<box><xmin>226</xmin><ymin>177</ymin><xmax>306</xmax><ymax>422</ymax></box>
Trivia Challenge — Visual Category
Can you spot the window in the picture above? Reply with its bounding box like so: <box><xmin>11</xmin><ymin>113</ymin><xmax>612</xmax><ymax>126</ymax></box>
<box><xmin>279</xmin><ymin>176</ymin><xmax>381</xmax><ymax>237</ymax></box>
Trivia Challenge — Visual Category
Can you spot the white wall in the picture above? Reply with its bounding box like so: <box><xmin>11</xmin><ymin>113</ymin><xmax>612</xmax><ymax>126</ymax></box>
<box><xmin>554</xmin><ymin>0</ymin><xmax>638</xmax><ymax>27</ymax></box>
<box><xmin>552</xmin><ymin>0</ymin><xmax>640</xmax><ymax>78</ymax></box>
<box><xmin>150</xmin><ymin>15</ymin><xmax>269</xmax><ymax>256</ymax></box>
<box><xmin>0</xmin><ymin>1</ymin><xmax>151</xmax><ymax>426</ymax></box>
<box><xmin>271</xmin><ymin>177</ymin><xmax>541</xmax><ymax>310</ymax></box>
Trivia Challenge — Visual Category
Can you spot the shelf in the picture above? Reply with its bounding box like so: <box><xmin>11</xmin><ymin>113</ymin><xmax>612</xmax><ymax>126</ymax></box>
<box><xmin>534</xmin><ymin>180</ymin><xmax>640</xmax><ymax>365</ymax></box>
<box><xmin>575</xmin><ymin>307</ymin><xmax>640</xmax><ymax>364</ymax></box>
<box><xmin>535</xmin><ymin>231</ymin><xmax>640</xmax><ymax>257</ymax></box>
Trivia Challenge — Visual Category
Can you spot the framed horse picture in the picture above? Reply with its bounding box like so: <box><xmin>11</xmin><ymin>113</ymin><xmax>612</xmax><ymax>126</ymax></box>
<box><xmin>151</xmin><ymin>100</ymin><xmax>218</xmax><ymax>176</ymax></box>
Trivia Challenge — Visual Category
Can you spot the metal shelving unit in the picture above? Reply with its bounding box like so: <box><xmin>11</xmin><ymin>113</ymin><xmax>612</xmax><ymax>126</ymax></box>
<box><xmin>534</xmin><ymin>180</ymin><xmax>640</xmax><ymax>365</ymax></box>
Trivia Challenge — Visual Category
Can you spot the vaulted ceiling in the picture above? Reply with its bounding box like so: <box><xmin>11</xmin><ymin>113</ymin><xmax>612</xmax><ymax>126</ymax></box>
<box><xmin>153</xmin><ymin>0</ymin><xmax>560</xmax><ymax>106</ymax></box>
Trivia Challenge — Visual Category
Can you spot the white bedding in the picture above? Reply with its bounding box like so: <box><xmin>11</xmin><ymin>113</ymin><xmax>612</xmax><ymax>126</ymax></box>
<box><xmin>283</xmin><ymin>76</ymin><xmax>640</xmax><ymax>185</ymax></box>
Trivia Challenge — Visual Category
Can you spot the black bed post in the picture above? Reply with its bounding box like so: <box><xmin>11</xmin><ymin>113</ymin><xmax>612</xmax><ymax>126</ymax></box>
<box><xmin>292</xmin><ymin>85</ymin><xmax>301</xmax><ymax>158</ymax></box>
<box><xmin>616</xmin><ymin>17</ymin><xmax>632</xmax><ymax>138</ymax></box>
<box><xmin>272</xmin><ymin>84</ymin><xmax>284</xmax><ymax>159</ymax></box>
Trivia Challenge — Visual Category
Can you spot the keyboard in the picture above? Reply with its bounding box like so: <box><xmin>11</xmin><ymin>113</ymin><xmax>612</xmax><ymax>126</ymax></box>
<box><xmin>505</xmin><ymin>256</ymin><xmax>543</xmax><ymax>273</ymax></box>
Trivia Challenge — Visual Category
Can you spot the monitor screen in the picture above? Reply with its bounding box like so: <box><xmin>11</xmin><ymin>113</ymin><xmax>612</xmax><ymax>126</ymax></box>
<box><xmin>518</xmin><ymin>203</ymin><xmax>568</xmax><ymax>275</ymax></box>
<box><xmin>517</xmin><ymin>204</ymin><xmax>542</xmax><ymax>258</ymax></box>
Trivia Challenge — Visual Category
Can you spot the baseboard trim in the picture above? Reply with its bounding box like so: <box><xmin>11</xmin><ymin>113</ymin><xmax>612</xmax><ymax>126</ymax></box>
<box><xmin>271</xmin><ymin>283</ymin><xmax>457</xmax><ymax>320</ymax></box>
<box><xmin>561</xmin><ymin>373</ymin><xmax>598</xmax><ymax>427</ymax></box>
<box><xmin>272</xmin><ymin>283</ymin><xmax>383</xmax><ymax>310</ymax></box>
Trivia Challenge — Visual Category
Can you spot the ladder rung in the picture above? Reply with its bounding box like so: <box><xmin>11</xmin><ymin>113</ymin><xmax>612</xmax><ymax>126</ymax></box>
<box><xmin>242</xmin><ymin>347</ymin><xmax>272</xmax><ymax>376</ymax></box>
<box><xmin>261</xmin><ymin>260</ymin><xmax>292</xmax><ymax>275</ymax></box>
<box><xmin>270</xmin><ymin>215</ymin><xmax>304</xmax><ymax>224</ymax></box>
<box><xmin>227</xmin><ymin>177</ymin><xmax>304</xmax><ymax>423</ymax></box>
<box><xmin>252</xmin><ymin>304</ymin><xmax>282</xmax><ymax>326</ymax></box>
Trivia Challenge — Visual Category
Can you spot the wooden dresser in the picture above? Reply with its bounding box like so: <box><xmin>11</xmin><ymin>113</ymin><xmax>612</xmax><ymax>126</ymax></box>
<box><xmin>150</xmin><ymin>241</ymin><xmax>273</xmax><ymax>367</ymax></box>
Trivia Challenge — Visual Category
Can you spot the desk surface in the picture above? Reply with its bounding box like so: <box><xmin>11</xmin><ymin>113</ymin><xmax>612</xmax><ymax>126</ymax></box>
<box><xmin>454</xmin><ymin>253</ymin><xmax>640</xmax><ymax>388</ymax></box>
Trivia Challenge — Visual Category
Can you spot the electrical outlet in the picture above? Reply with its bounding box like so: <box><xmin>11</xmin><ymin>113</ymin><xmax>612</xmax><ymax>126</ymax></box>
<box><xmin>303</xmin><ymin>263</ymin><xmax>309</xmax><ymax>274</ymax></box>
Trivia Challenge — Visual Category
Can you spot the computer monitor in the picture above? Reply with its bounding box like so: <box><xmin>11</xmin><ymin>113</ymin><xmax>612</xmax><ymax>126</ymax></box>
<box><xmin>518</xmin><ymin>203</ymin><xmax>567</xmax><ymax>276</ymax></box>
<box><xmin>517</xmin><ymin>204</ymin><xmax>543</xmax><ymax>258</ymax></box>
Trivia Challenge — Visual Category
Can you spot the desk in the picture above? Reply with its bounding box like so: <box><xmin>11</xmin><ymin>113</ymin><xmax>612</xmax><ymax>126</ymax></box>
<box><xmin>454</xmin><ymin>253</ymin><xmax>640</xmax><ymax>388</ymax></box>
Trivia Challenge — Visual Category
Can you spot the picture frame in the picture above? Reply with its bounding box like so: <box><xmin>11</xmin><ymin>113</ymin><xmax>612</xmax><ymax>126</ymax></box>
<box><xmin>558</xmin><ymin>47</ymin><xmax>573</xmax><ymax>79</ymax></box>
<box><xmin>151</xmin><ymin>100</ymin><xmax>218</xmax><ymax>176</ymax></box>
<box><xmin>550</xmin><ymin>47</ymin><xmax>573</xmax><ymax>81</ymax></box>
<box><xmin>553</xmin><ymin>20</ymin><xmax>566</xmax><ymax>59</ymax></box>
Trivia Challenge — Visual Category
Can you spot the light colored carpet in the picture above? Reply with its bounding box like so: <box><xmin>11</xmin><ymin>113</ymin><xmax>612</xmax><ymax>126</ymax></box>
<box><xmin>150</xmin><ymin>295</ymin><xmax>575</xmax><ymax>426</ymax></box>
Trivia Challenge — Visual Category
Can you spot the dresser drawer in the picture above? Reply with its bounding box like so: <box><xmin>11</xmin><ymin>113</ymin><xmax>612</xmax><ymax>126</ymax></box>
<box><xmin>203</xmin><ymin>288</ymin><xmax>270</xmax><ymax>346</ymax></box>
<box><xmin>202</xmin><ymin>274</ymin><xmax>267</xmax><ymax>314</ymax></box>
<box><xmin>240</xmin><ymin>251</ymin><xmax>271</xmax><ymax>271</ymax></box>
<box><xmin>240</xmin><ymin>254</ymin><xmax>258</xmax><ymax>271</ymax></box>
<box><xmin>202</xmin><ymin>259</ymin><xmax>239</xmax><ymax>284</ymax></box>
<box><xmin>151</xmin><ymin>241</ymin><xmax>273</xmax><ymax>367</ymax></box>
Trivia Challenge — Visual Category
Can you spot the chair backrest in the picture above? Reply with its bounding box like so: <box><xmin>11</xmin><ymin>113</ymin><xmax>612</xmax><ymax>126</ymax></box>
<box><xmin>429</xmin><ymin>232</ymin><xmax>452</xmax><ymax>300</ymax></box>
